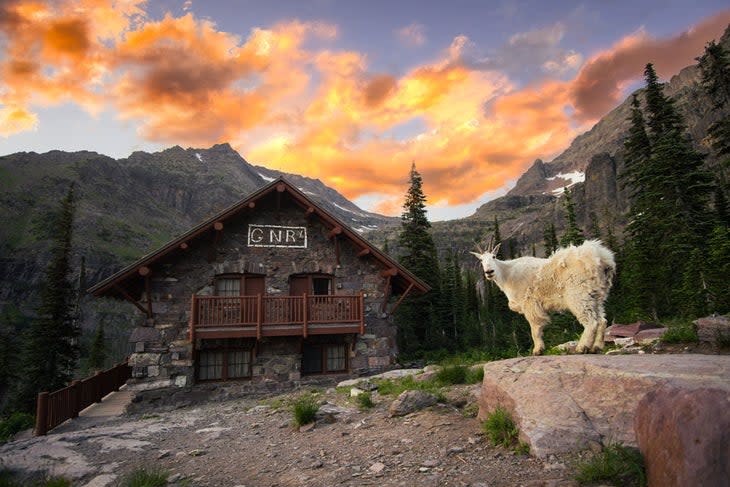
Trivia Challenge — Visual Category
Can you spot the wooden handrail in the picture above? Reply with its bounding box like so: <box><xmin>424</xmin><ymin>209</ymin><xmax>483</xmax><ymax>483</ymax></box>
<box><xmin>34</xmin><ymin>360</ymin><xmax>131</xmax><ymax>436</ymax></box>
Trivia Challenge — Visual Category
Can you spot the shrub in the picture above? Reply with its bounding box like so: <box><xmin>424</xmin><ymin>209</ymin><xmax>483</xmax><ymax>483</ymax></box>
<box><xmin>482</xmin><ymin>406</ymin><xmax>519</xmax><ymax>448</ymax></box>
<box><xmin>435</xmin><ymin>365</ymin><xmax>468</xmax><ymax>385</ymax></box>
<box><xmin>574</xmin><ymin>442</ymin><xmax>646</xmax><ymax>486</ymax></box>
<box><xmin>118</xmin><ymin>467</ymin><xmax>169</xmax><ymax>487</ymax></box>
<box><xmin>290</xmin><ymin>394</ymin><xmax>319</xmax><ymax>427</ymax></box>
<box><xmin>465</xmin><ymin>366</ymin><xmax>484</xmax><ymax>384</ymax></box>
<box><xmin>355</xmin><ymin>392</ymin><xmax>374</xmax><ymax>410</ymax></box>
<box><xmin>0</xmin><ymin>412</ymin><xmax>34</xmax><ymax>444</ymax></box>
<box><xmin>661</xmin><ymin>320</ymin><xmax>699</xmax><ymax>344</ymax></box>
<box><xmin>0</xmin><ymin>471</ymin><xmax>72</xmax><ymax>487</ymax></box>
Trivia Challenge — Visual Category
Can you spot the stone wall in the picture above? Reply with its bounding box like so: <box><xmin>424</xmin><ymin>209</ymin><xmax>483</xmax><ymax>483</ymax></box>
<box><xmin>127</xmin><ymin>191</ymin><xmax>398</xmax><ymax>394</ymax></box>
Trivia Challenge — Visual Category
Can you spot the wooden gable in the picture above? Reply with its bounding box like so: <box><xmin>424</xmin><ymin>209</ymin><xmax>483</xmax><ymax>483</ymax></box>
<box><xmin>88</xmin><ymin>178</ymin><xmax>430</xmax><ymax>302</ymax></box>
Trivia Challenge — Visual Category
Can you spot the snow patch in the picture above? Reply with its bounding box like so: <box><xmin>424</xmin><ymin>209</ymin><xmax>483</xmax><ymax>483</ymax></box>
<box><xmin>333</xmin><ymin>202</ymin><xmax>368</xmax><ymax>218</ymax></box>
<box><xmin>546</xmin><ymin>171</ymin><xmax>585</xmax><ymax>195</ymax></box>
<box><xmin>195</xmin><ymin>153</ymin><xmax>204</xmax><ymax>163</ymax></box>
<box><xmin>259</xmin><ymin>173</ymin><xmax>276</xmax><ymax>182</ymax></box>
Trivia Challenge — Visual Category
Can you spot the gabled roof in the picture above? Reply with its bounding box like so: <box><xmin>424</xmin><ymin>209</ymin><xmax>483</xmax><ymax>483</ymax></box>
<box><xmin>89</xmin><ymin>177</ymin><xmax>430</xmax><ymax>298</ymax></box>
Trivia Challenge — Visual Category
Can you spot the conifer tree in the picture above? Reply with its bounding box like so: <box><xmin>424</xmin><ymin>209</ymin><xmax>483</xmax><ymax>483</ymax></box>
<box><xmin>559</xmin><ymin>186</ymin><xmax>584</xmax><ymax>247</ymax></box>
<box><xmin>12</xmin><ymin>184</ymin><xmax>78</xmax><ymax>412</ymax></box>
<box><xmin>395</xmin><ymin>163</ymin><xmax>441</xmax><ymax>355</ymax></box>
<box><xmin>87</xmin><ymin>323</ymin><xmax>107</xmax><ymax>371</ymax></box>
<box><xmin>543</xmin><ymin>222</ymin><xmax>558</xmax><ymax>256</ymax></box>
<box><xmin>619</xmin><ymin>65</ymin><xmax>714</xmax><ymax>318</ymax></box>
<box><xmin>697</xmin><ymin>40</ymin><xmax>730</xmax><ymax>159</ymax></box>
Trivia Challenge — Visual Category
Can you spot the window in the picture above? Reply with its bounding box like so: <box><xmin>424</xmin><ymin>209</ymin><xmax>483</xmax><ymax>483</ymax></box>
<box><xmin>301</xmin><ymin>343</ymin><xmax>347</xmax><ymax>374</ymax></box>
<box><xmin>196</xmin><ymin>338</ymin><xmax>252</xmax><ymax>381</ymax></box>
<box><xmin>290</xmin><ymin>273</ymin><xmax>333</xmax><ymax>296</ymax></box>
<box><xmin>312</xmin><ymin>277</ymin><xmax>331</xmax><ymax>295</ymax></box>
<box><xmin>215</xmin><ymin>277</ymin><xmax>240</xmax><ymax>296</ymax></box>
<box><xmin>214</xmin><ymin>274</ymin><xmax>265</xmax><ymax>296</ymax></box>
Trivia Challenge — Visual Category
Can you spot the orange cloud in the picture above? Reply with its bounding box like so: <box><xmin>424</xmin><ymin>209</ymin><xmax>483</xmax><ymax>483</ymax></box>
<box><xmin>571</xmin><ymin>10</ymin><xmax>730</xmax><ymax>121</ymax></box>
<box><xmin>2</xmin><ymin>1</ymin><xmax>728</xmax><ymax>217</ymax></box>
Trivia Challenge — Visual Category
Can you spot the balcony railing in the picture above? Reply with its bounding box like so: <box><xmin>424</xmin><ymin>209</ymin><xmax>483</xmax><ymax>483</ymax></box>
<box><xmin>190</xmin><ymin>293</ymin><xmax>365</xmax><ymax>340</ymax></box>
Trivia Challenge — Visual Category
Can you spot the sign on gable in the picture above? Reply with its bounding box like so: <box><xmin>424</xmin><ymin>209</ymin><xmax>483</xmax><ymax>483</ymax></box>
<box><xmin>247</xmin><ymin>224</ymin><xmax>307</xmax><ymax>248</ymax></box>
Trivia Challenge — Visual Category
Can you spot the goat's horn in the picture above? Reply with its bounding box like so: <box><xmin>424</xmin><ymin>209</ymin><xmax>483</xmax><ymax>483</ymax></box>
<box><xmin>492</xmin><ymin>242</ymin><xmax>501</xmax><ymax>255</ymax></box>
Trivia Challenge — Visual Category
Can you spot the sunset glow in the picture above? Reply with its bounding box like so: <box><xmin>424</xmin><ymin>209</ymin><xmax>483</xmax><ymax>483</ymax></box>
<box><xmin>1</xmin><ymin>0</ymin><xmax>728</xmax><ymax>217</ymax></box>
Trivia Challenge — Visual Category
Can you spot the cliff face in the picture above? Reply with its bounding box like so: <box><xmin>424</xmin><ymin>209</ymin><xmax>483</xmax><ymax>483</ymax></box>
<box><xmin>435</xmin><ymin>27</ymin><xmax>730</xmax><ymax>255</ymax></box>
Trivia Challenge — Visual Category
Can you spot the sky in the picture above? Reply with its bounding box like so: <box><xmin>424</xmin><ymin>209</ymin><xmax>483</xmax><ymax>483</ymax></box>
<box><xmin>1</xmin><ymin>1</ymin><xmax>729</xmax><ymax>220</ymax></box>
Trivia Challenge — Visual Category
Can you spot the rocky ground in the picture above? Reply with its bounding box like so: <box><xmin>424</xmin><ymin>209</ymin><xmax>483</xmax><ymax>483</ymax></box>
<box><xmin>1</xmin><ymin>380</ymin><xmax>586</xmax><ymax>487</ymax></box>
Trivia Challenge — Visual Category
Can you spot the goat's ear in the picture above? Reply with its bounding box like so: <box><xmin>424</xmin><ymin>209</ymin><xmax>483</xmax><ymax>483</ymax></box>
<box><xmin>469</xmin><ymin>251</ymin><xmax>483</xmax><ymax>259</ymax></box>
<box><xmin>492</xmin><ymin>242</ymin><xmax>501</xmax><ymax>256</ymax></box>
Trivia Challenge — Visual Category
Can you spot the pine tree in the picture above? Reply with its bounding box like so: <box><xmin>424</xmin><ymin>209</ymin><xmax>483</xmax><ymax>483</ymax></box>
<box><xmin>543</xmin><ymin>222</ymin><xmax>558</xmax><ymax>256</ymax></box>
<box><xmin>588</xmin><ymin>212</ymin><xmax>601</xmax><ymax>240</ymax></box>
<box><xmin>395</xmin><ymin>163</ymin><xmax>441</xmax><ymax>355</ymax></box>
<box><xmin>697</xmin><ymin>40</ymin><xmax>730</xmax><ymax>159</ymax></box>
<box><xmin>87</xmin><ymin>323</ymin><xmax>107</xmax><ymax>371</ymax></box>
<box><xmin>559</xmin><ymin>186</ymin><xmax>584</xmax><ymax>247</ymax></box>
<box><xmin>0</xmin><ymin>306</ymin><xmax>23</xmax><ymax>412</ymax></box>
<box><xmin>619</xmin><ymin>65</ymin><xmax>714</xmax><ymax>318</ymax></box>
<box><xmin>12</xmin><ymin>184</ymin><xmax>79</xmax><ymax>412</ymax></box>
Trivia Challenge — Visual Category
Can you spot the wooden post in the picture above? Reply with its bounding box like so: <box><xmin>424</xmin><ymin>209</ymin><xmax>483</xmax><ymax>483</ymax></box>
<box><xmin>189</xmin><ymin>295</ymin><xmax>198</xmax><ymax>343</ymax></box>
<box><xmin>70</xmin><ymin>380</ymin><xmax>81</xmax><ymax>418</ymax></box>
<box><xmin>35</xmin><ymin>392</ymin><xmax>49</xmax><ymax>436</ymax></box>
<box><xmin>303</xmin><ymin>293</ymin><xmax>309</xmax><ymax>338</ymax></box>
<box><xmin>94</xmin><ymin>371</ymin><xmax>103</xmax><ymax>403</ymax></box>
<box><xmin>256</xmin><ymin>293</ymin><xmax>263</xmax><ymax>339</ymax></box>
<box><xmin>359</xmin><ymin>292</ymin><xmax>365</xmax><ymax>335</ymax></box>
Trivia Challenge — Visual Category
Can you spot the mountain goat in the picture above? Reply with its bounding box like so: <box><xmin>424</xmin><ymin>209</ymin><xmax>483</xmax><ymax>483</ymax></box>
<box><xmin>471</xmin><ymin>240</ymin><xmax>616</xmax><ymax>355</ymax></box>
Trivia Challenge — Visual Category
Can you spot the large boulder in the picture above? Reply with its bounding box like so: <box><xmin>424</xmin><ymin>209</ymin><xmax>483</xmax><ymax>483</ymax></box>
<box><xmin>389</xmin><ymin>390</ymin><xmax>438</xmax><ymax>417</ymax></box>
<box><xmin>634</xmin><ymin>386</ymin><xmax>730</xmax><ymax>487</ymax></box>
<box><xmin>478</xmin><ymin>355</ymin><xmax>730</xmax><ymax>458</ymax></box>
<box><xmin>694</xmin><ymin>315</ymin><xmax>730</xmax><ymax>347</ymax></box>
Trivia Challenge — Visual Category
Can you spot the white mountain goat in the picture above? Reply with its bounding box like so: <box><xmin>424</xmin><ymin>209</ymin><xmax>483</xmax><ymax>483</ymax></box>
<box><xmin>471</xmin><ymin>240</ymin><xmax>616</xmax><ymax>355</ymax></box>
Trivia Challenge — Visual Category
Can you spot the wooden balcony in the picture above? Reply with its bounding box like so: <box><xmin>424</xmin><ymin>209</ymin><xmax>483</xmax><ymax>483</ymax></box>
<box><xmin>190</xmin><ymin>294</ymin><xmax>365</xmax><ymax>340</ymax></box>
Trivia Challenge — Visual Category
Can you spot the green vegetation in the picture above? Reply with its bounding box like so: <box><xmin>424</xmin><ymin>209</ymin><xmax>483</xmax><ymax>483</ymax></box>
<box><xmin>0</xmin><ymin>470</ymin><xmax>71</xmax><ymax>487</ymax></box>
<box><xmin>482</xmin><ymin>406</ymin><xmax>519</xmax><ymax>448</ymax></box>
<box><xmin>290</xmin><ymin>394</ymin><xmax>319</xmax><ymax>427</ymax></box>
<box><xmin>559</xmin><ymin>186</ymin><xmax>585</xmax><ymax>247</ymax></box>
<box><xmin>395</xmin><ymin>162</ymin><xmax>443</xmax><ymax>355</ymax></box>
<box><xmin>118</xmin><ymin>467</ymin><xmax>169</xmax><ymax>487</ymax></box>
<box><xmin>574</xmin><ymin>442</ymin><xmax>646</xmax><ymax>487</ymax></box>
<box><xmin>355</xmin><ymin>391</ymin><xmax>374</xmax><ymax>410</ymax></box>
<box><xmin>372</xmin><ymin>375</ymin><xmax>445</xmax><ymax>403</ymax></box>
<box><xmin>0</xmin><ymin>412</ymin><xmax>34</xmax><ymax>443</ymax></box>
<box><xmin>660</xmin><ymin>319</ymin><xmax>699</xmax><ymax>344</ymax></box>
<box><xmin>10</xmin><ymin>184</ymin><xmax>79</xmax><ymax>413</ymax></box>
<box><xmin>435</xmin><ymin>365</ymin><xmax>468</xmax><ymax>385</ymax></box>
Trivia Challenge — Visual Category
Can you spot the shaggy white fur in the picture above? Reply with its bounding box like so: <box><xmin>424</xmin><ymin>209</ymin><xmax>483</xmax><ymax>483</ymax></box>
<box><xmin>471</xmin><ymin>240</ymin><xmax>616</xmax><ymax>355</ymax></box>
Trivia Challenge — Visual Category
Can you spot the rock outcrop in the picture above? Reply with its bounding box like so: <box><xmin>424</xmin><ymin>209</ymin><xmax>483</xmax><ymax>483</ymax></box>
<box><xmin>477</xmin><ymin>355</ymin><xmax>730</xmax><ymax>458</ymax></box>
<box><xmin>634</xmin><ymin>385</ymin><xmax>730</xmax><ymax>487</ymax></box>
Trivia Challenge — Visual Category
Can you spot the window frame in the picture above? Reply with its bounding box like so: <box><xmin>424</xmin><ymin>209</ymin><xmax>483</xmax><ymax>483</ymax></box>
<box><xmin>301</xmin><ymin>342</ymin><xmax>348</xmax><ymax>375</ymax></box>
<box><xmin>195</xmin><ymin>338</ymin><xmax>253</xmax><ymax>382</ymax></box>
<box><xmin>214</xmin><ymin>273</ymin><xmax>266</xmax><ymax>296</ymax></box>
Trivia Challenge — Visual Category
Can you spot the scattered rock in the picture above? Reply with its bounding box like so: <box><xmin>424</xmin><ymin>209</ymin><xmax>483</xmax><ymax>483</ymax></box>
<box><xmin>635</xmin><ymin>385</ymin><xmax>730</xmax><ymax>487</ymax></box>
<box><xmin>369</xmin><ymin>461</ymin><xmax>386</xmax><ymax>473</ymax></box>
<box><xmin>694</xmin><ymin>315</ymin><xmax>730</xmax><ymax>347</ymax></box>
<box><xmin>389</xmin><ymin>390</ymin><xmax>439</xmax><ymax>417</ymax></box>
<box><xmin>157</xmin><ymin>449</ymin><xmax>170</xmax><ymax>459</ymax></box>
<box><xmin>187</xmin><ymin>449</ymin><xmax>206</xmax><ymax>456</ymax></box>
<box><xmin>298</xmin><ymin>422</ymin><xmax>315</xmax><ymax>433</ymax></box>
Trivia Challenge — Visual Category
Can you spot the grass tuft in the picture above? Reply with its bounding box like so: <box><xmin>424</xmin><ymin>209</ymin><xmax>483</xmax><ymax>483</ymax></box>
<box><xmin>355</xmin><ymin>392</ymin><xmax>374</xmax><ymax>410</ymax></box>
<box><xmin>290</xmin><ymin>394</ymin><xmax>319</xmax><ymax>427</ymax></box>
<box><xmin>574</xmin><ymin>442</ymin><xmax>646</xmax><ymax>486</ymax></box>
<box><xmin>118</xmin><ymin>467</ymin><xmax>169</xmax><ymax>487</ymax></box>
<box><xmin>435</xmin><ymin>365</ymin><xmax>468</xmax><ymax>385</ymax></box>
<box><xmin>482</xmin><ymin>406</ymin><xmax>519</xmax><ymax>448</ymax></box>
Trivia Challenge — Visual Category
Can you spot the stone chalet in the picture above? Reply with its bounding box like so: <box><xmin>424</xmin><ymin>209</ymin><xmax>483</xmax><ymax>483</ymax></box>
<box><xmin>89</xmin><ymin>178</ymin><xmax>429</xmax><ymax>398</ymax></box>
